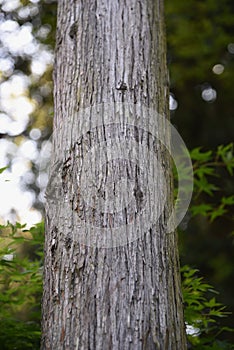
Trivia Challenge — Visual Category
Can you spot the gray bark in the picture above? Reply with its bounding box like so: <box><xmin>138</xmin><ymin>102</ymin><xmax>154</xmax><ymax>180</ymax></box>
<box><xmin>41</xmin><ymin>0</ymin><xmax>187</xmax><ymax>349</ymax></box>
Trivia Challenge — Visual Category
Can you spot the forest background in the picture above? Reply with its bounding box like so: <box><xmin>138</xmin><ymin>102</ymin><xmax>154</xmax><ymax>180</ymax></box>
<box><xmin>0</xmin><ymin>0</ymin><xmax>233</xmax><ymax>349</ymax></box>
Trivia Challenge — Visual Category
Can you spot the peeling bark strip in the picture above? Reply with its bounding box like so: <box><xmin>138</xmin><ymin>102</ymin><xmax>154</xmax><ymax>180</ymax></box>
<box><xmin>41</xmin><ymin>1</ymin><xmax>187</xmax><ymax>349</ymax></box>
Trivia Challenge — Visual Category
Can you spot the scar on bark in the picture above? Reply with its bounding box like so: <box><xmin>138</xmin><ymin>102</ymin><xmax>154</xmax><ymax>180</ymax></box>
<box><xmin>116</xmin><ymin>81</ymin><xmax>128</xmax><ymax>91</ymax></box>
<box><xmin>133</xmin><ymin>184</ymin><xmax>144</xmax><ymax>211</ymax></box>
<box><xmin>69</xmin><ymin>22</ymin><xmax>78</xmax><ymax>39</ymax></box>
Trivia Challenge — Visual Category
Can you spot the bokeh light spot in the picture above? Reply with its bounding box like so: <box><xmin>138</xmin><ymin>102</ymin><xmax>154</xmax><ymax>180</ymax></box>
<box><xmin>212</xmin><ymin>64</ymin><xmax>224</xmax><ymax>75</ymax></box>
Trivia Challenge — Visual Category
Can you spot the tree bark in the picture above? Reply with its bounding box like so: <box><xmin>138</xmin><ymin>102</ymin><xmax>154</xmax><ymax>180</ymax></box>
<box><xmin>41</xmin><ymin>0</ymin><xmax>187</xmax><ymax>349</ymax></box>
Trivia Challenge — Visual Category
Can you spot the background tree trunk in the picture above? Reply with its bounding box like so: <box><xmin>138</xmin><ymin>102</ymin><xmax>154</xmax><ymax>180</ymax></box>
<box><xmin>41</xmin><ymin>0</ymin><xmax>187</xmax><ymax>349</ymax></box>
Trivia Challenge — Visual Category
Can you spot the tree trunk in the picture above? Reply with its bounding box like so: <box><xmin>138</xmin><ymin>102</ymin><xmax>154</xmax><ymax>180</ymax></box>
<box><xmin>41</xmin><ymin>0</ymin><xmax>187</xmax><ymax>349</ymax></box>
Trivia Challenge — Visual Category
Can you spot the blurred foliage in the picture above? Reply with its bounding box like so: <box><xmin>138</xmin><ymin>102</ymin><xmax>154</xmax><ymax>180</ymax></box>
<box><xmin>0</xmin><ymin>221</ymin><xmax>44</xmax><ymax>349</ymax></box>
<box><xmin>182</xmin><ymin>265</ymin><xmax>234</xmax><ymax>349</ymax></box>
<box><xmin>0</xmin><ymin>220</ymin><xmax>233</xmax><ymax>349</ymax></box>
<box><xmin>0</xmin><ymin>0</ymin><xmax>56</xmax><ymax>127</ymax></box>
<box><xmin>165</xmin><ymin>0</ymin><xmax>234</xmax><ymax>343</ymax></box>
<box><xmin>178</xmin><ymin>143</ymin><xmax>234</xmax><ymax>344</ymax></box>
<box><xmin>166</xmin><ymin>0</ymin><xmax>234</xmax><ymax>84</ymax></box>
<box><xmin>166</xmin><ymin>0</ymin><xmax>234</xmax><ymax>148</ymax></box>
<box><xmin>0</xmin><ymin>0</ymin><xmax>56</xmax><ymax>212</ymax></box>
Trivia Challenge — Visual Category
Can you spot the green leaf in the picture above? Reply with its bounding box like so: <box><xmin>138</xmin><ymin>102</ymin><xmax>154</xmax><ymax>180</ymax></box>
<box><xmin>221</xmin><ymin>195</ymin><xmax>234</xmax><ymax>206</ymax></box>
<box><xmin>0</xmin><ymin>166</ymin><xmax>8</xmax><ymax>174</ymax></box>
<box><xmin>194</xmin><ymin>166</ymin><xmax>216</xmax><ymax>178</ymax></box>
<box><xmin>190</xmin><ymin>148</ymin><xmax>213</xmax><ymax>162</ymax></box>
<box><xmin>210</xmin><ymin>206</ymin><xmax>227</xmax><ymax>222</ymax></box>
<box><xmin>217</xmin><ymin>144</ymin><xmax>234</xmax><ymax>175</ymax></box>
<box><xmin>194</xmin><ymin>177</ymin><xmax>219</xmax><ymax>196</ymax></box>
<box><xmin>190</xmin><ymin>204</ymin><xmax>213</xmax><ymax>217</ymax></box>
<box><xmin>181</xmin><ymin>265</ymin><xmax>233</xmax><ymax>348</ymax></box>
